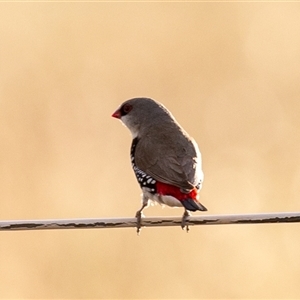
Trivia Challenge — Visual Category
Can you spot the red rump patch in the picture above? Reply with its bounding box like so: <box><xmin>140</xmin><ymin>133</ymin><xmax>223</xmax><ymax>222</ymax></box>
<box><xmin>156</xmin><ymin>181</ymin><xmax>198</xmax><ymax>201</ymax></box>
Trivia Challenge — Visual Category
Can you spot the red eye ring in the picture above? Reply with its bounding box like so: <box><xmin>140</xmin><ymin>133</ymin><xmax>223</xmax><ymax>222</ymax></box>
<box><xmin>123</xmin><ymin>103</ymin><xmax>133</xmax><ymax>114</ymax></box>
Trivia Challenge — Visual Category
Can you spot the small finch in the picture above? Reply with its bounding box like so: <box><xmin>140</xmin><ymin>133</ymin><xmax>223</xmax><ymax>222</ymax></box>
<box><xmin>112</xmin><ymin>97</ymin><xmax>207</xmax><ymax>233</ymax></box>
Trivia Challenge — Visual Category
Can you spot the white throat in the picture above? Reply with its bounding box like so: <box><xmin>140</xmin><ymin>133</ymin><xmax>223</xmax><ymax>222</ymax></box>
<box><xmin>121</xmin><ymin>115</ymin><xmax>139</xmax><ymax>138</ymax></box>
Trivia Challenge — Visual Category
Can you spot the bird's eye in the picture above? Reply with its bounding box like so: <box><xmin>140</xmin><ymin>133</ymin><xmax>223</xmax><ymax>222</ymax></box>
<box><xmin>122</xmin><ymin>103</ymin><xmax>133</xmax><ymax>115</ymax></box>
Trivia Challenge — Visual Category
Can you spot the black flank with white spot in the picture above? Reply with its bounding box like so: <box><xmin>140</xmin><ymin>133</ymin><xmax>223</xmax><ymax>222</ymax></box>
<box><xmin>130</xmin><ymin>138</ymin><xmax>157</xmax><ymax>194</ymax></box>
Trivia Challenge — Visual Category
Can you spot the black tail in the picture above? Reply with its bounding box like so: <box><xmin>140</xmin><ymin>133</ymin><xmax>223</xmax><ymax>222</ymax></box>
<box><xmin>182</xmin><ymin>198</ymin><xmax>207</xmax><ymax>212</ymax></box>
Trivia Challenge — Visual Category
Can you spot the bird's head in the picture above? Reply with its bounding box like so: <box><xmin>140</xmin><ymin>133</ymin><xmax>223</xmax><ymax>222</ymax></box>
<box><xmin>112</xmin><ymin>97</ymin><xmax>174</xmax><ymax>138</ymax></box>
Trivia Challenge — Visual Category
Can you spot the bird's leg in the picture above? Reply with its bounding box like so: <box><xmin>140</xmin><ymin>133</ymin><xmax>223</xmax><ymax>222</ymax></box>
<box><xmin>135</xmin><ymin>204</ymin><xmax>146</xmax><ymax>235</ymax></box>
<box><xmin>181</xmin><ymin>209</ymin><xmax>191</xmax><ymax>232</ymax></box>
<box><xmin>135</xmin><ymin>194</ymin><xmax>149</xmax><ymax>235</ymax></box>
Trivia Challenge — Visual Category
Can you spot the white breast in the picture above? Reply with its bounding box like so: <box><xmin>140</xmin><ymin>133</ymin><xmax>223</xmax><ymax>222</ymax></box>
<box><xmin>142</xmin><ymin>189</ymin><xmax>183</xmax><ymax>208</ymax></box>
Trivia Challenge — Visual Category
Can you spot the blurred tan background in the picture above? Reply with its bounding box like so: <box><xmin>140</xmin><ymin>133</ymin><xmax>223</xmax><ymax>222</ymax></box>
<box><xmin>1</xmin><ymin>2</ymin><xmax>300</xmax><ymax>299</ymax></box>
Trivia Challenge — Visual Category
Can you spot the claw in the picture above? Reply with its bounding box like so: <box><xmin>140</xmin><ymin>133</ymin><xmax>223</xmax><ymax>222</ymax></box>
<box><xmin>135</xmin><ymin>203</ymin><xmax>147</xmax><ymax>235</ymax></box>
<box><xmin>135</xmin><ymin>210</ymin><xmax>145</xmax><ymax>235</ymax></box>
<box><xmin>181</xmin><ymin>210</ymin><xmax>191</xmax><ymax>232</ymax></box>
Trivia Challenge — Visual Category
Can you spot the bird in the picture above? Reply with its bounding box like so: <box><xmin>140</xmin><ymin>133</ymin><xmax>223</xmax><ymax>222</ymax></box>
<box><xmin>112</xmin><ymin>97</ymin><xmax>207</xmax><ymax>233</ymax></box>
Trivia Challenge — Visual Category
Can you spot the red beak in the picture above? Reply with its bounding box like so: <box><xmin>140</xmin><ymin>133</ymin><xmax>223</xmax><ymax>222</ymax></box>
<box><xmin>112</xmin><ymin>109</ymin><xmax>121</xmax><ymax>119</ymax></box>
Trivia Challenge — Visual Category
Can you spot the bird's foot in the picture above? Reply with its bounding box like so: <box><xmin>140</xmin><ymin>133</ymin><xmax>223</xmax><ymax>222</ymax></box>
<box><xmin>135</xmin><ymin>210</ymin><xmax>145</xmax><ymax>235</ymax></box>
<box><xmin>181</xmin><ymin>210</ymin><xmax>191</xmax><ymax>233</ymax></box>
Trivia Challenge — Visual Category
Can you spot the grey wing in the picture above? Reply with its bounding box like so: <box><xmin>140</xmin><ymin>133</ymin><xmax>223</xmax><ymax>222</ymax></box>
<box><xmin>135</xmin><ymin>133</ymin><xmax>203</xmax><ymax>191</ymax></box>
